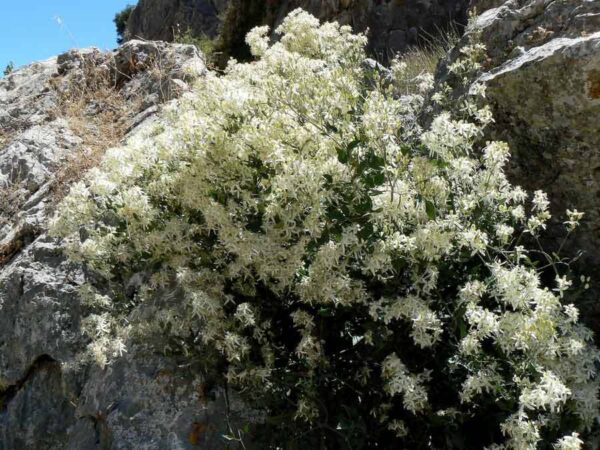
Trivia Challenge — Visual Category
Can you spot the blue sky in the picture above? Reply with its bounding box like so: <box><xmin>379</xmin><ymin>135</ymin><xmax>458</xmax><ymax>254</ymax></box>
<box><xmin>1</xmin><ymin>0</ymin><xmax>135</xmax><ymax>69</ymax></box>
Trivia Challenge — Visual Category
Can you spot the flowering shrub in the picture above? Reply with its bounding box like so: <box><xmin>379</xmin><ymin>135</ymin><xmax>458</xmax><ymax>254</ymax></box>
<box><xmin>51</xmin><ymin>9</ymin><xmax>599</xmax><ymax>449</ymax></box>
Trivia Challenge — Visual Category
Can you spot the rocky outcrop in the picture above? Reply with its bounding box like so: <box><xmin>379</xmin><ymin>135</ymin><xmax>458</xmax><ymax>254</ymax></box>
<box><xmin>0</xmin><ymin>41</ymin><xmax>246</xmax><ymax>449</ymax></box>
<box><xmin>3</xmin><ymin>1</ymin><xmax>600</xmax><ymax>447</ymax></box>
<box><xmin>435</xmin><ymin>0</ymin><xmax>600</xmax><ymax>336</ymax></box>
<box><xmin>125</xmin><ymin>0</ymin><xmax>471</xmax><ymax>60</ymax></box>
<box><xmin>275</xmin><ymin>0</ymin><xmax>469</xmax><ymax>57</ymax></box>
<box><xmin>125</xmin><ymin>0</ymin><xmax>229</xmax><ymax>42</ymax></box>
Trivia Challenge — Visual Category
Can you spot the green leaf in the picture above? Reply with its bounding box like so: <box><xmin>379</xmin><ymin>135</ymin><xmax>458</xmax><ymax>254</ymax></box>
<box><xmin>426</xmin><ymin>200</ymin><xmax>437</xmax><ymax>220</ymax></box>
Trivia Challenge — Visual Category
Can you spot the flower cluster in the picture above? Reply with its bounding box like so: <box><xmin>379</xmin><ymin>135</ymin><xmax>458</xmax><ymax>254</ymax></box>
<box><xmin>51</xmin><ymin>9</ymin><xmax>599</xmax><ymax>448</ymax></box>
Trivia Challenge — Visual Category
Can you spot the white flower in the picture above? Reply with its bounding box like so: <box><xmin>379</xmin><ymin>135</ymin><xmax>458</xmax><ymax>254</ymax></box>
<box><xmin>553</xmin><ymin>432</ymin><xmax>583</xmax><ymax>450</ymax></box>
<box><xmin>532</xmin><ymin>190</ymin><xmax>550</xmax><ymax>212</ymax></box>
<box><xmin>460</xmin><ymin>368</ymin><xmax>502</xmax><ymax>403</ymax></box>
<box><xmin>460</xmin><ymin>227</ymin><xmax>489</xmax><ymax>255</ymax></box>
<box><xmin>519</xmin><ymin>371</ymin><xmax>571</xmax><ymax>413</ymax></box>
<box><xmin>482</xmin><ymin>142</ymin><xmax>509</xmax><ymax>168</ymax></box>
<box><xmin>234</xmin><ymin>303</ymin><xmax>256</xmax><ymax>327</ymax></box>
<box><xmin>382</xmin><ymin>353</ymin><xmax>429</xmax><ymax>413</ymax></box>
<box><xmin>459</xmin><ymin>280</ymin><xmax>486</xmax><ymax>304</ymax></box>
<box><xmin>459</xmin><ymin>333</ymin><xmax>481</xmax><ymax>356</ymax></box>
<box><xmin>246</xmin><ymin>25</ymin><xmax>270</xmax><ymax>56</ymax></box>
<box><xmin>295</xmin><ymin>397</ymin><xmax>318</xmax><ymax>422</ymax></box>
<box><xmin>500</xmin><ymin>412</ymin><xmax>540</xmax><ymax>449</ymax></box>
<box><xmin>495</xmin><ymin>224</ymin><xmax>514</xmax><ymax>244</ymax></box>
<box><xmin>465</xmin><ymin>303</ymin><xmax>499</xmax><ymax>338</ymax></box>
<box><xmin>468</xmin><ymin>82</ymin><xmax>487</xmax><ymax>98</ymax></box>
<box><xmin>382</xmin><ymin>296</ymin><xmax>443</xmax><ymax>348</ymax></box>
<box><xmin>388</xmin><ymin>419</ymin><xmax>408</xmax><ymax>437</ymax></box>
<box><xmin>564</xmin><ymin>209</ymin><xmax>584</xmax><ymax>231</ymax></box>
<box><xmin>511</xmin><ymin>205</ymin><xmax>526</xmax><ymax>221</ymax></box>
<box><xmin>554</xmin><ymin>275</ymin><xmax>572</xmax><ymax>299</ymax></box>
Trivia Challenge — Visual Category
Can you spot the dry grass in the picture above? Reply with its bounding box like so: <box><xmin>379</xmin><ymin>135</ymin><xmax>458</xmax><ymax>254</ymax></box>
<box><xmin>1</xmin><ymin>54</ymin><xmax>135</xmax><ymax>238</ymax></box>
<box><xmin>0</xmin><ymin>180</ymin><xmax>26</xmax><ymax>229</ymax></box>
<box><xmin>391</xmin><ymin>26</ymin><xmax>460</xmax><ymax>95</ymax></box>
<box><xmin>0</xmin><ymin>46</ymin><xmax>181</xmax><ymax>243</ymax></box>
<box><xmin>48</xmin><ymin>54</ymin><xmax>136</xmax><ymax>203</ymax></box>
<box><xmin>0</xmin><ymin>130</ymin><xmax>8</xmax><ymax>149</ymax></box>
<box><xmin>0</xmin><ymin>223</ymin><xmax>39</xmax><ymax>266</ymax></box>
<box><xmin>0</xmin><ymin>53</ymin><xmax>139</xmax><ymax>266</ymax></box>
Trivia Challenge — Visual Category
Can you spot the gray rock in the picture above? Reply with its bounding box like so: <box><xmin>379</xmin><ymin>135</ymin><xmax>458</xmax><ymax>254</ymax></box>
<box><xmin>0</xmin><ymin>41</ymin><xmax>206</xmax><ymax>237</ymax></box>
<box><xmin>0</xmin><ymin>57</ymin><xmax>58</xmax><ymax>132</ymax></box>
<box><xmin>0</xmin><ymin>355</ymin><xmax>77</xmax><ymax>450</ymax></box>
<box><xmin>0</xmin><ymin>40</ymin><xmax>236</xmax><ymax>450</ymax></box>
<box><xmin>125</xmin><ymin>0</ymin><xmax>228</xmax><ymax>42</ymax></box>
<box><xmin>125</xmin><ymin>0</ymin><xmax>471</xmax><ymax>62</ymax></box>
<box><xmin>115</xmin><ymin>40</ymin><xmax>207</xmax><ymax>103</ymax></box>
<box><xmin>270</xmin><ymin>0</ymin><xmax>469</xmax><ymax>60</ymax></box>
<box><xmin>435</xmin><ymin>0</ymin><xmax>600</xmax><ymax>336</ymax></box>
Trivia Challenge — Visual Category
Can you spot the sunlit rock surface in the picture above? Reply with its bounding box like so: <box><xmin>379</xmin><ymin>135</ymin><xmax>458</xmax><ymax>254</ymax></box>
<box><xmin>0</xmin><ymin>41</ymin><xmax>246</xmax><ymax>450</ymax></box>
<box><xmin>436</xmin><ymin>0</ymin><xmax>600</xmax><ymax>338</ymax></box>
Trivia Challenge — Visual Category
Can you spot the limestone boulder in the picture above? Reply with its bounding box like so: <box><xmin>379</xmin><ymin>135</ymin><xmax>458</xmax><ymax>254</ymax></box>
<box><xmin>435</xmin><ymin>0</ymin><xmax>600</xmax><ymax>334</ymax></box>
<box><xmin>0</xmin><ymin>41</ymin><xmax>242</xmax><ymax>450</ymax></box>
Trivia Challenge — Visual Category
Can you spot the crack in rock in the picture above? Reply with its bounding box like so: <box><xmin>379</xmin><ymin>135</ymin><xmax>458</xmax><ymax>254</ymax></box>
<box><xmin>0</xmin><ymin>354</ymin><xmax>58</xmax><ymax>411</ymax></box>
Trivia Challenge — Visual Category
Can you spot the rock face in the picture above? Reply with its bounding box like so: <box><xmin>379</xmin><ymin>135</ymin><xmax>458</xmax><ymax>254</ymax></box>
<box><xmin>125</xmin><ymin>0</ymin><xmax>471</xmax><ymax>59</ymax></box>
<box><xmin>125</xmin><ymin>0</ymin><xmax>230</xmax><ymax>42</ymax></box>
<box><xmin>436</xmin><ymin>0</ymin><xmax>600</xmax><ymax>334</ymax></box>
<box><xmin>0</xmin><ymin>41</ymin><xmax>246</xmax><ymax>450</ymax></box>
<box><xmin>276</xmin><ymin>0</ymin><xmax>469</xmax><ymax>57</ymax></box>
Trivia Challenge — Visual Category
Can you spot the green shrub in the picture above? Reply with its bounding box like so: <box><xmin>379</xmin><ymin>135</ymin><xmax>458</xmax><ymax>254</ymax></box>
<box><xmin>173</xmin><ymin>26</ymin><xmax>218</xmax><ymax>68</ymax></box>
<box><xmin>52</xmin><ymin>9</ymin><xmax>599</xmax><ymax>449</ymax></box>
<box><xmin>3</xmin><ymin>61</ymin><xmax>14</xmax><ymax>76</ymax></box>
<box><xmin>114</xmin><ymin>4</ymin><xmax>135</xmax><ymax>44</ymax></box>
